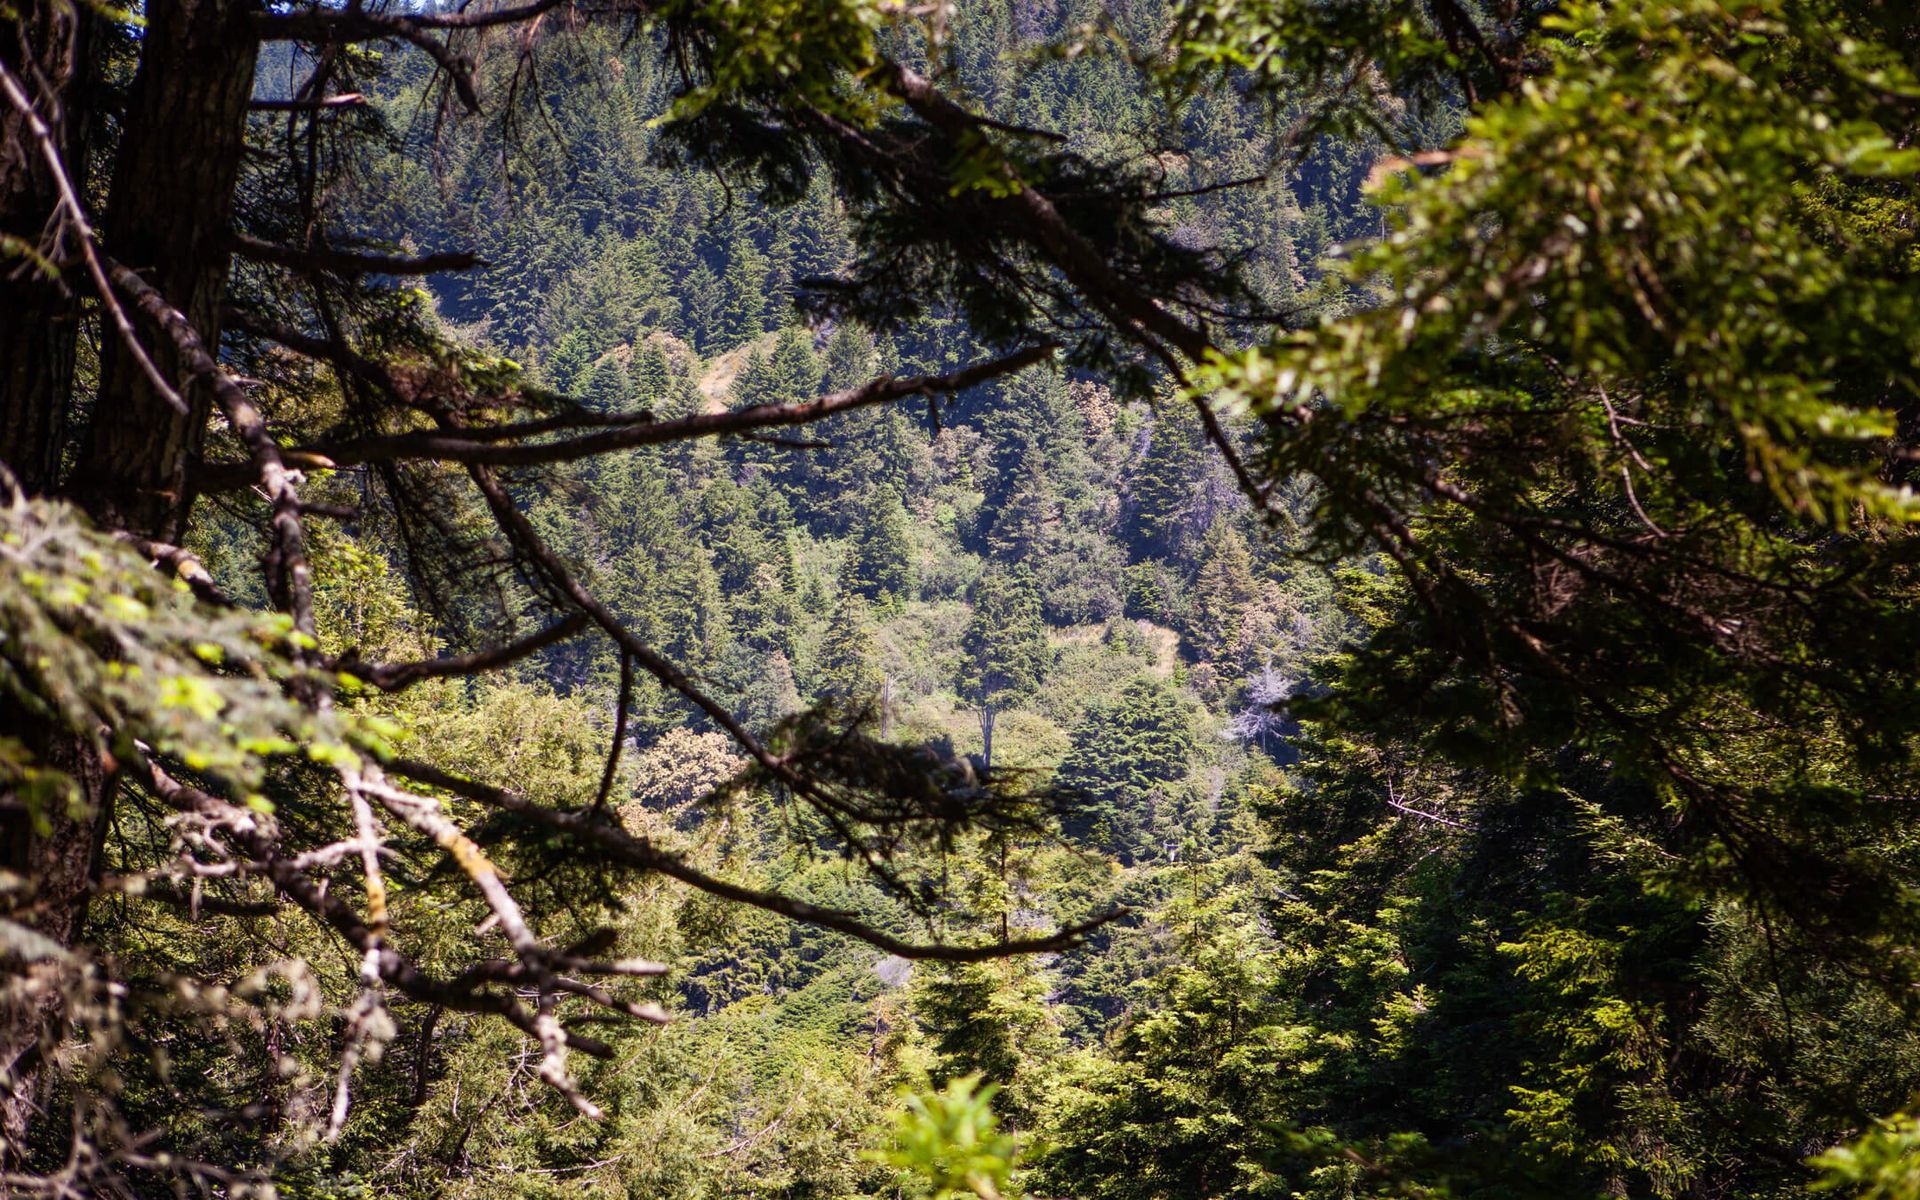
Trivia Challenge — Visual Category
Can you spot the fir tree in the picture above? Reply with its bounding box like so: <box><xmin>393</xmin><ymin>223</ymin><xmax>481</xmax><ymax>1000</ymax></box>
<box><xmin>1054</xmin><ymin>675</ymin><xmax>1196</xmax><ymax>862</ymax></box>
<box><xmin>986</xmin><ymin>447</ymin><xmax>1060</xmax><ymax>566</ymax></box>
<box><xmin>814</xmin><ymin>589</ymin><xmax>881</xmax><ymax>704</ymax></box>
<box><xmin>629</xmin><ymin>341</ymin><xmax>673</xmax><ymax>405</ymax></box>
<box><xmin>545</xmin><ymin>329</ymin><xmax>595</xmax><ymax>394</ymax></box>
<box><xmin>1127</xmin><ymin>403</ymin><xmax>1203</xmax><ymax>560</ymax></box>
<box><xmin>1187</xmin><ymin>520</ymin><xmax>1264</xmax><ymax>688</ymax></box>
<box><xmin>843</xmin><ymin>486</ymin><xmax>917</xmax><ymax>607</ymax></box>
<box><xmin>715</xmin><ymin>230</ymin><xmax>770</xmax><ymax>348</ymax></box>
<box><xmin>955</xmin><ymin>568</ymin><xmax>1050</xmax><ymax>772</ymax></box>
<box><xmin>581</xmin><ymin>354</ymin><xmax>633</xmax><ymax>413</ymax></box>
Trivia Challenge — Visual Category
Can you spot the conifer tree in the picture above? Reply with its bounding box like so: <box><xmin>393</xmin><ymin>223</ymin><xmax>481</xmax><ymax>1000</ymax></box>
<box><xmin>955</xmin><ymin>568</ymin><xmax>1050</xmax><ymax>773</ymax></box>
<box><xmin>986</xmin><ymin>447</ymin><xmax>1060</xmax><ymax>566</ymax></box>
<box><xmin>582</xmin><ymin>354</ymin><xmax>633</xmax><ymax>413</ymax></box>
<box><xmin>843</xmin><ymin>486</ymin><xmax>917</xmax><ymax>607</ymax></box>
<box><xmin>1055</xmin><ymin>676</ymin><xmax>1196</xmax><ymax>862</ymax></box>
<box><xmin>1187</xmin><ymin>520</ymin><xmax>1264</xmax><ymax>688</ymax></box>
<box><xmin>716</xmin><ymin>230</ymin><xmax>771</xmax><ymax>348</ymax></box>
<box><xmin>814</xmin><ymin>589</ymin><xmax>882</xmax><ymax>704</ymax></box>
<box><xmin>545</xmin><ymin>329</ymin><xmax>595</xmax><ymax>394</ymax></box>
<box><xmin>1126</xmin><ymin>403</ymin><xmax>1203</xmax><ymax>561</ymax></box>
<box><xmin>767</xmin><ymin>324</ymin><xmax>821</xmax><ymax>399</ymax></box>
<box><xmin>682</xmin><ymin>260</ymin><xmax>724</xmax><ymax>350</ymax></box>
<box><xmin>630</xmin><ymin>342</ymin><xmax>673</xmax><ymax>405</ymax></box>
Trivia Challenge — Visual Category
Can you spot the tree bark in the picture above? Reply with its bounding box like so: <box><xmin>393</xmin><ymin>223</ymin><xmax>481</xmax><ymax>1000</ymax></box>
<box><xmin>0</xmin><ymin>0</ymin><xmax>91</xmax><ymax>493</ymax></box>
<box><xmin>0</xmin><ymin>712</ymin><xmax>107</xmax><ymax>1168</ymax></box>
<box><xmin>76</xmin><ymin>0</ymin><xmax>257</xmax><ymax>541</ymax></box>
<box><xmin>2</xmin><ymin>0</ymin><xmax>257</xmax><ymax>1160</ymax></box>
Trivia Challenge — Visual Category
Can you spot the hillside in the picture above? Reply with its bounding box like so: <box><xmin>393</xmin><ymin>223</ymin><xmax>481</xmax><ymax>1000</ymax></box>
<box><xmin>6</xmin><ymin>3</ymin><xmax>1920</xmax><ymax>1199</ymax></box>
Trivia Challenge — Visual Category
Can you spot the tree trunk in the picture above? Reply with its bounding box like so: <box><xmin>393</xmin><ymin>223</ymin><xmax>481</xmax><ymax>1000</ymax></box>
<box><xmin>0</xmin><ymin>711</ymin><xmax>107</xmax><ymax>1167</ymax></box>
<box><xmin>75</xmin><ymin>0</ymin><xmax>257</xmax><ymax>541</ymax></box>
<box><xmin>0</xmin><ymin>0</ymin><xmax>100</xmax><ymax>1165</ymax></box>
<box><xmin>1</xmin><ymin>0</ymin><xmax>257</xmax><ymax>1159</ymax></box>
<box><xmin>0</xmin><ymin>0</ymin><xmax>91</xmax><ymax>493</ymax></box>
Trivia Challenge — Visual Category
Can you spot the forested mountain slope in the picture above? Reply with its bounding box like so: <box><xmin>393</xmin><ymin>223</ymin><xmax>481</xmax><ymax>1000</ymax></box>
<box><xmin>5</xmin><ymin>2</ymin><xmax>1920</xmax><ymax>1199</ymax></box>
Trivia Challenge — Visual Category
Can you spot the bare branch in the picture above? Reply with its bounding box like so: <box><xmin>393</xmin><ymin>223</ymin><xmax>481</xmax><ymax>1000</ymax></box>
<box><xmin>231</xmin><ymin>232</ymin><xmax>480</xmax><ymax>276</ymax></box>
<box><xmin>248</xmin><ymin>93</ymin><xmax>367</xmax><ymax>112</ymax></box>
<box><xmin>250</xmin><ymin>0</ymin><xmax>575</xmax><ymax>112</ymax></box>
<box><xmin>337</xmin><ymin>613</ymin><xmax>591</xmax><ymax>691</ymax></box>
<box><xmin>269</xmin><ymin>342</ymin><xmax>1059</xmax><ymax>469</ymax></box>
<box><xmin>384</xmin><ymin>757</ymin><xmax>1124</xmax><ymax>962</ymax></box>
<box><xmin>115</xmin><ymin>533</ymin><xmax>235</xmax><ymax>607</ymax></box>
<box><xmin>256</xmin><ymin>0</ymin><xmax>572</xmax><ymax>37</ymax></box>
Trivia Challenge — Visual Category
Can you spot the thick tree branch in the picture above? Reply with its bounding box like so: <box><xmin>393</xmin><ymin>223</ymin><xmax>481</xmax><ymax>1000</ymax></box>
<box><xmin>337</xmin><ymin>613</ymin><xmax>591</xmax><ymax>691</ymax></box>
<box><xmin>272</xmin><ymin>342</ymin><xmax>1057</xmax><ymax>469</ymax></box>
<box><xmin>231</xmin><ymin>232</ymin><xmax>480</xmax><ymax>276</ymax></box>
<box><xmin>251</xmin><ymin>0</ymin><xmax>575</xmax><ymax>112</ymax></box>
<box><xmin>248</xmin><ymin>93</ymin><xmax>366</xmax><ymax>112</ymax></box>
<box><xmin>255</xmin><ymin>0</ymin><xmax>571</xmax><ymax>37</ymax></box>
<box><xmin>385</xmin><ymin>757</ymin><xmax>1122</xmax><ymax>961</ymax></box>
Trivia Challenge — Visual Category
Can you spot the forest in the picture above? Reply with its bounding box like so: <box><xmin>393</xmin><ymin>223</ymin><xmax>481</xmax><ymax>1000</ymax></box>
<box><xmin>3</xmin><ymin>1</ymin><xmax>1920</xmax><ymax>1197</ymax></box>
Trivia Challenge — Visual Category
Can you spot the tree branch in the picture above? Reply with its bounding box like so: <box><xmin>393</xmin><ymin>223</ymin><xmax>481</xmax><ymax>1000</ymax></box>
<box><xmin>231</xmin><ymin>232</ymin><xmax>480</xmax><ymax>276</ymax></box>
<box><xmin>272</xmin><ymin>342</ymin><xmax>1058</xmax><ymax>469</ymax></box>
<box><xmin>385</xmin><ymin>757</ymin><xmax>1123</xmax><ymax>961</ymax></box>
<box><xmin>337</xmin><ymin>613</ymin><xmax>590</xmax><ymax>691</ymax></box>
<box><xmin>248</xmin><ymin>93</ymin><xmax>366</xmax><ymax>112</ymax></box>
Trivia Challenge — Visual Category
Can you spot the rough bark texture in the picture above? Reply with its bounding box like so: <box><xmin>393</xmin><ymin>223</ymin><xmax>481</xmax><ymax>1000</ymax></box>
<box><xmin>2</xmin><ymin>0</ymin><xmax>256</xmax><ymax>1160</ymax></box>
<box><xmin>0</xmin><ymin>711</ymin><xmax>106</xmax><ymax>1168</ymax></box>
<box><xmin>0</xmin><ymin>0</ymin><xmax>90</xmax><ymax>494</ymax></box>
<box><xmin>77</xmin><ymin>0</ymin><xmax>257</xmax><ymax>541</ymax></box>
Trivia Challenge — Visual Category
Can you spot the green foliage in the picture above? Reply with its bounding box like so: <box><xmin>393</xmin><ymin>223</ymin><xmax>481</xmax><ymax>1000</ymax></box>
<box><xmin>1196</xmin><ymin>0</ymin><xmax>1920</xmax><ymax>972</ymax></box>
<box><xmin>872</xmin><ymin>1075</ymin><xmax>1022</xmax><ymax>1200</ymax></box>
<box><xmin>0</xmin><ymin>497</ymin><xmax>376</xmax><ymax>818</ymax></box>
<box><xmin>1054</xmin><ymin>676</ymin><xmax>1196</xmax><ymax>862</ymax></box>
<box><xmin>955</xmin><ymin>568</ymin><xmax>1051</xmax><ymax>770</ymax></box>
<box><xmin>1039</xmin><ymin>892</ymin><xmax>1296</xmax><ymax>1200</ymax></box>
<box><xmin>1813</xmin><ymin>1116</ymin><xmax>1920</xmax><ymax>1200</ymax></box>
<box><xmin>844</xmin><ymin>486</ymin><xmax>918</xmax><ymax>607</ymax></box>
<box><xmin>24</xmin><ymin>3</ymin><xmax>1920</xmax><ymax>1197</ymax></box>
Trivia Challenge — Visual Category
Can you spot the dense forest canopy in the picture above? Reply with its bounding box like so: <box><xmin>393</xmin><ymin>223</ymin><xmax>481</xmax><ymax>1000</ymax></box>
<box><xmin>3</xmin><ymin>0</ymin><xmax>1920</xmax><ymax>1196</ymax></box>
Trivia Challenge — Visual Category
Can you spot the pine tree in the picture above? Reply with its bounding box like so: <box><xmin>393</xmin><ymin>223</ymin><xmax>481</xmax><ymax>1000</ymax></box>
<box><xmin>1054</xmin><ymin>675</ymin><xmax>1196</xmax><ymax>862</ymax></box>
<box><xmin>814</xmin><ymin>589</ymin><xmax>881</xmax><ymax>704</ymax></box>
<box><xmin>1187</xmin><ymin>520</ymin><xmax>1264</xmax><ymax>688</ymax></box>
<box><xmin>1127</xmin><ymin>403</ymin><xmax>1202</xmax><ymax>560</ymax></box>
<box><xmin>767</xmin><ymin>324</ymin><xmax>821</xmax><ymax>400</ymax></box>
<box><xmin>737</xmin><ymin>647</ymin><xmax>802</xmax><ymax>733</ymax></box>
<box><xmin>681</xmin><ymin>260</ymin><xmax>723</xmax><ymax>351</ymax></box>
<box><xmin>914</xmin><ymin>959</ymin><xmax>1060</xmax><ymax>1125</ymax></box>
<box><xmin>820</xmin><ymin>322</ymin><xmax>876</xmax><ymax>390</ymax></box>
<box><xmin>545</xmin><ymin>329</ymin><xmax>595</xmax><ymax>394</ymax></box>
<box><xmin>986</xmin><ymin>447</ymin><xmax>1059</xmax><ymax>566</ymax></box>
<box><xmin>582</xmin><ymin>354</ymin><xmax>633</xmax><ymax>412</ymax></box>
<box><xmin>1037</xmin><ymin>896</ymin><xmax>1294</xmax><ymax>1200</ymax></box>
<box><xmin>955</xmin><ymin>568</ymin><xmax>1050</xmax><ymax>773</ymax></box>
<box><xmin>715</xmin><ymin>230</ymin><xmax>770</xmax><ymax>348</ymax></box>
<box><xmin>629</xmin><ymin>341</ymin><xmax>673</xmax><ymax>406</ymax></box>
<box><xmin>843</xmin><ymin>486</ymin><xmax>917</xmax><ymax>607</ymax></box>
<box><xmin>729</xmin><ymin>346</ymin><xmax>779</xmax><ymax>409</ymax></box>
